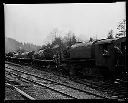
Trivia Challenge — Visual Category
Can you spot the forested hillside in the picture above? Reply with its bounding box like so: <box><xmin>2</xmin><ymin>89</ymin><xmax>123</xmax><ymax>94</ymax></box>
<box><xmin>5</xmin><ymin>37</ymin><xmax>41</xmax><ymax>53</ymax></box>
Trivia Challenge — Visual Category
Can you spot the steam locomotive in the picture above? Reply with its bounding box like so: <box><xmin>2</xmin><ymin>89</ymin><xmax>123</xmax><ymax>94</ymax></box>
<box><xmin>60</xmin><ymin>37</ymin><xmax>126</xmax><ymax>80</ymax></box>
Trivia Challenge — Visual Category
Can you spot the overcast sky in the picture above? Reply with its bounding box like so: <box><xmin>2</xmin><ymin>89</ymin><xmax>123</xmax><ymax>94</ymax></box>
<box><xmin>4</xmin><ymin>2</ymin><xmax>126</xmax><ymax>46</ymax></box>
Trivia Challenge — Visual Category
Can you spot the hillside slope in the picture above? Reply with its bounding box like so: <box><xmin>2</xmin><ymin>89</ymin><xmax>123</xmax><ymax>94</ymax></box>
<box><xmin>5</xmin><ymin>37</ymin><xmax>41</xmax><ymax>53</ymax></box>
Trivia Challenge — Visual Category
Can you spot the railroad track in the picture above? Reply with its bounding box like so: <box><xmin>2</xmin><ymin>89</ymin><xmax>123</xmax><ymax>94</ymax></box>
<box><xmin>5</xmin><ymin>74</ymin><xmax>73</xmax><ymax>99</ymax></box>
<box><xmin>5</xmin><ymin>63</ymin><xmax>109</xmax><ymax>99</ymax></box>
<box><xmin>5</xmin><ymin>61</ymin><xmax>111</xmax><ymax>91</ymax></box>
<box><xmin>5</xmin><ymin>61</ymin><xmax>127</xmax><ymax>100</ymax></box>
<box><xmin>5</xmin><ymin>81</ymin><xmax>35</xmax><ymax>100</ymax></box>
<box><xmin>5</xmin><ymin>70</ymin><xmax>77</xmax><ymax>99</ymax></box>
<box><xmin>5</xmin><ymin>69</ymin><xmax>103</xmax><ymax>99</ymax></box>
<box><xmin>5</xmin><ymin>61</ymin><xmax>116</xmax><ymax>90</ymax></box>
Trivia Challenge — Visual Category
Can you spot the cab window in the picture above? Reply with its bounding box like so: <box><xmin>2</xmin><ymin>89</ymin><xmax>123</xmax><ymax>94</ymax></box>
<box><xmin>99</xmin><ymin>43</ymin><xmax>111</xmax><ymax>56</ymax></box>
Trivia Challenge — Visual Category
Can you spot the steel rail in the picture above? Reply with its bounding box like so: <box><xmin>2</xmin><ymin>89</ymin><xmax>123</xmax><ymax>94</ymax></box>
<box><xmin>5</xmin><ymin>82</ymin><xmax>35</xmax><ymax>100</ymax></box>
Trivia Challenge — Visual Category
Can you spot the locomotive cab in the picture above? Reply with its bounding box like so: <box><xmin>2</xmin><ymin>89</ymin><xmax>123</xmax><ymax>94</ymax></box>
<box><xmin>94</xmin><ymin>37</ymin><xmax>126</xmax><ymax>80</ymax></box>
<box><xmin>94</xmin><ymin>39</ymin><xmax>118</xmax><ymax>79</ymax></box>
<box><xmin>95</xmin><ymin>39</ymin><xmax>116</xmax><ymax>68</ymax></box>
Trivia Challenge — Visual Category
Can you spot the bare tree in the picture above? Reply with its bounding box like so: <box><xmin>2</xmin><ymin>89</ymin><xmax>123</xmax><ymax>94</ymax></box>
<box><xmin>115</xmin><ymin>19</ymin><xmax>126</xmax><ymax>38</ymax></box>
<box><xmin>63</xmin><ymin>31</ymin><xmax>77</xmax><ymax>47</ymax></box>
